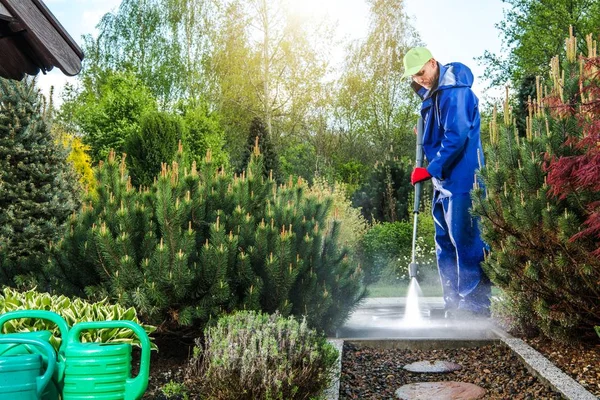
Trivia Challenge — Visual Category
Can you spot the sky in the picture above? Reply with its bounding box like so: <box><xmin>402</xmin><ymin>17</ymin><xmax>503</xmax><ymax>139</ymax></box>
<box><xmin>36</xmin><ymin>0</ymin><xmax>507</xmax><ymax>105</ymax></box>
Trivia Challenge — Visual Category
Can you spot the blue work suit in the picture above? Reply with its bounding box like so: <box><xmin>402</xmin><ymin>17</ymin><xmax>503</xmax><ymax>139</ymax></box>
<box><xmin>412</xmin><ymin>62</ymin><xmax>491</xmax><ymax>314</ymax></box>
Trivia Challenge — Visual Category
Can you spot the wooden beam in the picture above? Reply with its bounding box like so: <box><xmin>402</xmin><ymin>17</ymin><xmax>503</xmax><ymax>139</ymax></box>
<box><xmin>0</xmin><ymin>38</ymin><xmax>40</xmax><ymax>80</ymax></box>
<box><xmin>32</xmin><ymin>0</ymin><xmax>83</xmax><ymax>59</ymax></box>
<box><xmin>2</xmin><ymin>0</ymin><xmax>82</xmax><ymax>76</ymax></box>
<box><xmin>0</xmin><ymin>3</ymin><xmax>13</xmax><ymax>21</ymax></box>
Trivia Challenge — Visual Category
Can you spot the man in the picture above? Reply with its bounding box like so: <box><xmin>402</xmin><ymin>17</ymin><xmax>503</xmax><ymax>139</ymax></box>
<box><xmin>403</xmin><ymin>47</ymin><xmax>491</xmax><ymax>317</ymax></box>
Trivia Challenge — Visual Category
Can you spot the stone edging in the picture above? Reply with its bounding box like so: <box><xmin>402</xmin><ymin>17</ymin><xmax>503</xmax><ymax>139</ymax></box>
<box><xmin>493</xmin><ymin>329</ymin><xmax>597</xmax><ymax>400</ymax></box>
<box><xmin>324</xmin><ymin>339</ymin><xmax>344</xmax><ymax>400</ymax></box>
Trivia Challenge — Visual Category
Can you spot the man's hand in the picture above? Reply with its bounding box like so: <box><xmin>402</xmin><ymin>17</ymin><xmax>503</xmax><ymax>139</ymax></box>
<box><xmin>411</xmin><ymin>167</ymin><xmax>431</xmax><ymax>185</ymax></box>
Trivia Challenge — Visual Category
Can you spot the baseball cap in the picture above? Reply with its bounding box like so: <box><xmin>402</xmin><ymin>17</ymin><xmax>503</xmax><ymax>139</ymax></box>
<box><xmin>402</xmin><ymin>47</ymin><xmax>433</xmax><ymax>78</ymax></box>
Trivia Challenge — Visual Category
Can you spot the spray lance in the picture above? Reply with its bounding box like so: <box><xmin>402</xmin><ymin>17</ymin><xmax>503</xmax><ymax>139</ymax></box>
<box><xmin>408</xmin><ymin>117</ymin><xmax>424</xmax><ymax>280</ymax></box>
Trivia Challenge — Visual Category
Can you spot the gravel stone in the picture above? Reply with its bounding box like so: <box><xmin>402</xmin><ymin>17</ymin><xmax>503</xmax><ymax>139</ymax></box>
<box><xmin>339</xmin><ymin>342</ymin><xmax>564</xmax><ymax>399</ymax></box>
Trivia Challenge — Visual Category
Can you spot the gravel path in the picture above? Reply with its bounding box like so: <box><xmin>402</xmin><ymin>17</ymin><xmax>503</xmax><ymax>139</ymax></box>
<box><xmin>339</xmin><ymin>342</ymin><xmax>564</xmax><ymax>399</ymax></box>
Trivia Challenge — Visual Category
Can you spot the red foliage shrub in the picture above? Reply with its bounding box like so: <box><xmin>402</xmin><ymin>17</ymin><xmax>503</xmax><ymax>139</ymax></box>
<box><xmin>546</xmin><ymin>57</ymin><xmax>600</xmax><ymax>255</ymax></box>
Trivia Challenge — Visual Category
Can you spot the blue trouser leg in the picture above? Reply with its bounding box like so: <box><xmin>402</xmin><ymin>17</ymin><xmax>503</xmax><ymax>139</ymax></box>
<box><xmin>432</xmin><ymin>191</ymin><xmax>490</xmax><ymax>313</ymax></box>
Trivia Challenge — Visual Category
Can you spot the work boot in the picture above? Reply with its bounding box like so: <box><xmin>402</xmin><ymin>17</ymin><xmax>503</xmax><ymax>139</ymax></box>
<box><xmin>442</xmin><ymin>295</ymin><xmax>460</xmax><ymax>319</ymax></box>
<box><xmin>445</xmin><ymin>303</ymin><xmax>490</xmax><ymax>320</ymax></box>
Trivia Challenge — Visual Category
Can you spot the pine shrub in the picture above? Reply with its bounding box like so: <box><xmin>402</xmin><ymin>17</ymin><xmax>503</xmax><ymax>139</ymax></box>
<box><xmin>189</xmin><ymin>311</ymin><xmax>338</xmax><ymax>400</ymax></box>
<box><xmin>49</xmin><ymin>142</ymin><xmax>365</xmax><ymax>334</ymax></box>
<box><xmin>472</xmin><ymin>31</ymin><xmax>600</xmax><ymax>341</ymax></box>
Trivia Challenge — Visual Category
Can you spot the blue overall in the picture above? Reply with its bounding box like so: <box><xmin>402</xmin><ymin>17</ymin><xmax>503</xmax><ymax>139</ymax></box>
<box><xmin>413</xmin><ymin>62</ymin><xmax>491</xmax><ymax>314</ymax></box>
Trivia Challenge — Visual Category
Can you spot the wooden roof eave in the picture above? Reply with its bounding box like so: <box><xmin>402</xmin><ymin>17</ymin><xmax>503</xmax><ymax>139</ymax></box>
<box><xmin>0</xmin><ymin>0</ymin><xmax>84</xmax><ymax>78</ymax></box>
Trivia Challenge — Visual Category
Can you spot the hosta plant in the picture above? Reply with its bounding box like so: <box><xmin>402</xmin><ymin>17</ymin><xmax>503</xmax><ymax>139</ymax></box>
<box><xmin>0</xmin><ymin>287</ymin><xmax>156</xmax><ymax>349</ymax></box>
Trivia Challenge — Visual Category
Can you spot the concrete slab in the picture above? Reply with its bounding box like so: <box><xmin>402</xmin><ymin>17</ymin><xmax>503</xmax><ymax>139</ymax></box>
<box><xmin>395</xmin><ymin>381</ymin><xmax>486</xmax><ymax>400</ymax></box>
<box><xmin>337</xmin><ymin>296</ymin><xmax>495</xmax><ymax>340</ymax></box>
<box><xmin>403</xmin><ymin>360</ymin><xmax>463</xmax><ymax>373</ymax></box>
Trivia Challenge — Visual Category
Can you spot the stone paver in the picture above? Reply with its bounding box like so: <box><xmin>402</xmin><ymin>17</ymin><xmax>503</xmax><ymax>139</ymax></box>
<box><xmin>403</xmin><ymin>360</ymin><xmax>462</xmax><ymax>373</ymax></box>
<box><xmin>395</xmin><ymin>381</ymin><xmax>486</xmax><ymax>400</ymax></box>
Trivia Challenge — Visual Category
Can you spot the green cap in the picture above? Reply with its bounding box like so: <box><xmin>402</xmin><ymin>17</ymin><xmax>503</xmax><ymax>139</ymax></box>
<box><xmin>402</xmin><ymin>47</ymin><xmax>433</xmax><ymax>78</ymax></box>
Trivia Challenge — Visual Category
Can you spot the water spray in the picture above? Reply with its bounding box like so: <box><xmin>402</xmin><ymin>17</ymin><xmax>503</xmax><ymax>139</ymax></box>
<box><xmin>403</xmin><ymin>117</ymin><xmax>426</xmax><ymax>326</ymax></box>
<box><xmin>409</xmin><ymin>117</ymin><xmax>424</xmax><ymax>281</ymax></box>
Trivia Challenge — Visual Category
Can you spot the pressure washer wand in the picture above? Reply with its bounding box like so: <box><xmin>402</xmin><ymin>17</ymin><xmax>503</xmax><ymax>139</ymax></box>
<box><xmin>409</xmin><ymin>117</ymin><xmax>424</xmax><ymax>280</ymax></box>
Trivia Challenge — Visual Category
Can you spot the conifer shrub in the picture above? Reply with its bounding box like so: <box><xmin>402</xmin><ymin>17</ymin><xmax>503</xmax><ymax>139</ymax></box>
<box><xmin>125</xmin><ymin>111</ymin><xmax>184</xmax><ymax>187</ymax></box>
<box><xmin>48</xmin><ymin>142</ymin><xmax>365</xmax><ymax>334</ymax></box>
<box><xmin>188</xmin><ymin>311</ymin><xmax>338</xmax><ymax>400</ymax></box>
<box><xmin>0</xmin><ymin>78</ymin><xmax>80</xmax><ymax>285</ymax></box>
<box><xmin>351</xmin><ymin>151</ymin><xmax>429</xmax><ymax>224</ymax></box>
<box><xmin>238</xmin><ymin>117</ymin><xmax>281</xmax><ymax>182</ymax></box>
<box><xmin>304</xmin><ymin>178</ymin><xmax>369</xmax><ymax>270</ymax></box>
<box><xmin>472</xmin><ymin>31</ymin><xmax>600</xmax><ymax>341</ymax></box>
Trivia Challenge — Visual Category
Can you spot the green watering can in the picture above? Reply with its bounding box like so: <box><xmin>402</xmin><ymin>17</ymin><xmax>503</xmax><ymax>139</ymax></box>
<box><xmin>0</xmin><ymin>310</ymin><xmax>69</xmax><ymax>400</ymax></box>
<box><xmin>62</xmin><ymin>320</ymin><xmax>151</xmax><ymax>400</ymax></box>
<box><xmin>0</xmin><ymin>336</ymin><xmax>57</xmax><ymax>400</ymax></box>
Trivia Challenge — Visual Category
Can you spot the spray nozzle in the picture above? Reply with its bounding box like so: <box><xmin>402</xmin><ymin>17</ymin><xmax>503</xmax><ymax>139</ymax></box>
<box><xmin>408</xmin><ymin>262</ymin><xmax>418</xmax><ymax>279</ymax></box>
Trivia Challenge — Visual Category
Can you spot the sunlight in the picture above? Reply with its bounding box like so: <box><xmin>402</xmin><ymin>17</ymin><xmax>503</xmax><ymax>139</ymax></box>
<box><xmin>287</xmin><ymin>0</ymin><xmax>335</xmax><ymax>21</ymax></box>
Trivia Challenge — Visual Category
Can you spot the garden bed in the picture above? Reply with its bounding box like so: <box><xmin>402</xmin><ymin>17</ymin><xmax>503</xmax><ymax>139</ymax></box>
<box><xmin>136</xmin><ymin>331</ymin><xmax>600</xmax><ymax>399</ymax></box>
<box><xmin>339</xmin><ymin>340</ymin><xmax>562</xmax><ymax>399</ymax></box>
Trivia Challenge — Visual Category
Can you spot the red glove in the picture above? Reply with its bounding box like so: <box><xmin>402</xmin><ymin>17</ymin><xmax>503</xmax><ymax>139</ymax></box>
<box><xmin>411</xmin><ymin>167</ymin><xmax>431</xmax><ymax>185</ymax></box>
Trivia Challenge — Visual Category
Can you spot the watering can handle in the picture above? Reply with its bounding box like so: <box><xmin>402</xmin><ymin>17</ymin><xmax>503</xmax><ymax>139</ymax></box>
<box><xmin>68</xmin><ymin>320</ymin><xmax>151</xmax><ymax>400</ymax></box>
<box><xmin>0</xmin><ymin>337</ymin><xmax>57</xmax><ymax>398</ymax></box>
<box><xmin>0</xmin><ymin>310</ymin><xmax>70</xmax><ymax>353</ymax></box>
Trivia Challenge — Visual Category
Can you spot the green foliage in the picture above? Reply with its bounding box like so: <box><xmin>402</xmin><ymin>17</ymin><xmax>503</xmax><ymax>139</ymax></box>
<box><xmin>56</xmin><ymin>129</ymin><xmax>97</xmax><ymax>195</ymax></box>
<box><xmin>394</xmin><ymin>196</ymin><xmax>437</xmax><ymax>285</ymax></box>
<box><xmin>125</xmin><ymin>111</ymin><xmax>184</xmax><ymax>187</ymax></box>
<box><xmin>0</xmin><ymin>287</ymin><xmax>156</xmax><ymax>350</ymax></box>
<box><xmin>0</xmin><ymin>78</ymin><xmax>80</xmax><ymax>283</ymax></box>
<box><xmin>180</xmin><ymin>102</ymin><xmax>229</xmax><ymax>169</ymax></box>
<box><xmin>238</xmin><ymin>117</ymin><xmax>280</xmax><ymax>181</ymax></box>
<box><xmin>305</xmin><ymin>178</ymin><xmax>369</xmax><ymax>253</ymax></box>
<box><xmin>361</xmin><ymin>222</ymin><xmax>411</xmax><ymax>285</ymax></box>
<box><xmin>335</xmin><ymin>160</ymin><xmax>368</xmax><ymax>195</ymax></box>
<box><xmin>480</xmin><ymin>0</ymin><xmax>600</xmax><ymax>86</ymax></box>
<box><xmin>279</xmin><ymin>141</ymin><xmax>317</xmax><ymax>183</ymax></box>
<box><xmin>82</xmin><ymin>0</ymin><xmax>186</xmax><ymax>106</ymax></box>
<box><xmin>59</xmin><ymin>70</ymin><xmax>157</xmax><ymax>163</ymax></box>
<box><xmin>472</xmin><ymin>33</ymin><xmax>600</xmax><ymax>341</ymax></box>
<box><xmin>160</xmin><ymin>381</ymin><xmax>189</xmax><ymax>400</ymax></box>
<box><xmin>352</xmin><ymin>152</ymin><xmax>421</xmax><ymax>223</ymax></box>
<box><xmin>48</xmin><ymin>147</ymin><xmax>365</xmax><ymax>334</ymax></box>
<box><xmin>333</xmin><ymin>0</ymin><xmax>421</xmax><ymax>164</ymax></box>
<box><xmin>189</xmin><ymin>311</ymin><xmax>338</xmax><ymax>400</ymax></box>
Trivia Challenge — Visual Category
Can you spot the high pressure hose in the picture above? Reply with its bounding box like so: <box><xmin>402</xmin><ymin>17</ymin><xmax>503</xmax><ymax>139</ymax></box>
<box><xmin>409</xmin><ymin>117</ymin><xmax>424</xmax><ymax>280</ymax></box>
